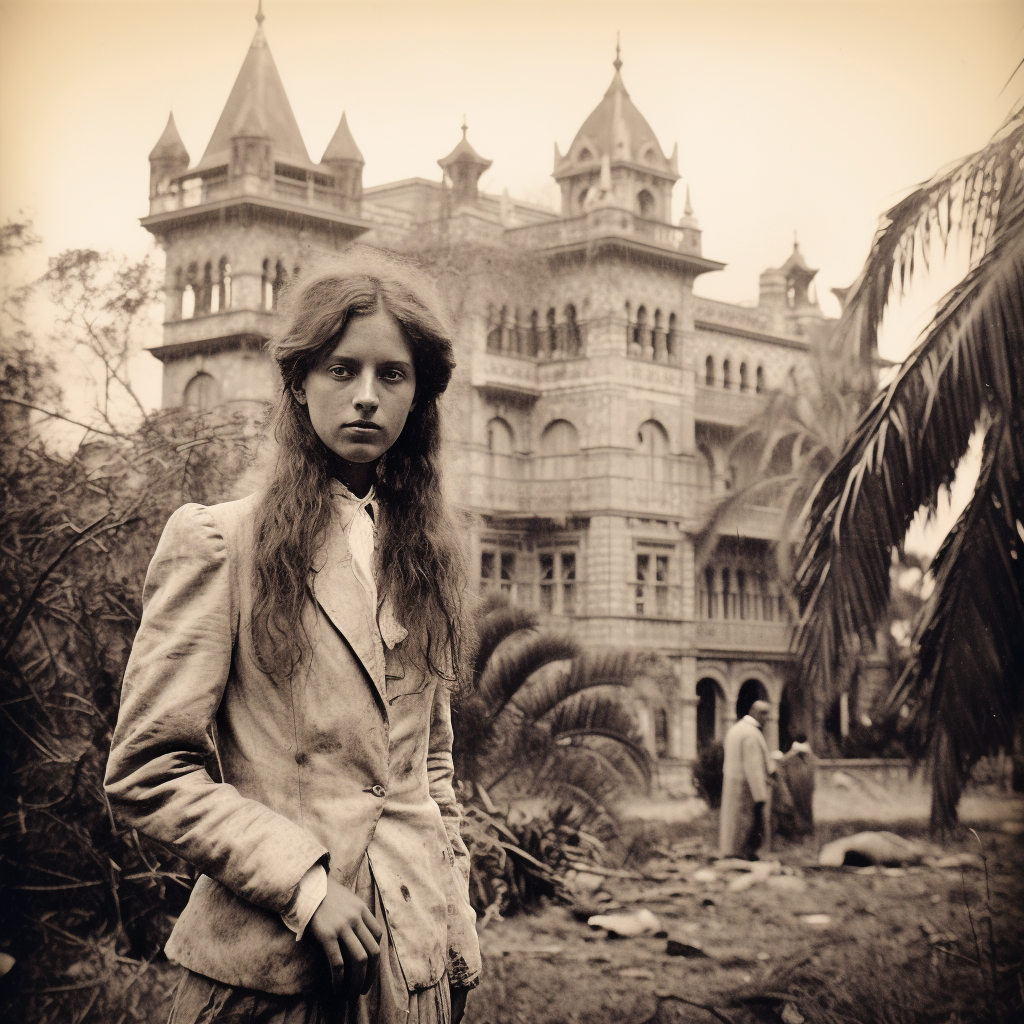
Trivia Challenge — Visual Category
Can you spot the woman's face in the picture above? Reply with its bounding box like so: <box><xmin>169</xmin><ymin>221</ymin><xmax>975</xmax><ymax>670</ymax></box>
<box><xmin>297</xmin><ymin>307</ymin><xmax>417</xmax><ymax>486</ymax></box>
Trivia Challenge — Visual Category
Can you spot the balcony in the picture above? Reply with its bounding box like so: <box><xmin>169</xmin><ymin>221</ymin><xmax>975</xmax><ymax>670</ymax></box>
<box><xmin>504</xmin><ymin>207</ymin><xmax>722</xmax><ymax>271</ymax></box>
<box><xmin>693</xmin><ymin>619</ymin><xmax>792</xmax><ymax>654</ymax></box>
<box><xmin>693</xmin><ymin>384</ymin><xmax>765</xmax><ymax>426</ymax></box>
<box><xmin>152</xmin><ymin>308</ymin><xmax>279</xmax><ymax>359</ymax></box>
<box><xmin>145</xmin><ymin>172</ymin><xmax>367</xmax><ymax>230</ymax></box>
<box><xmin>693</xmin><ymin>498</ymin><xmax>783</xmax><ymax>540</ymax></box>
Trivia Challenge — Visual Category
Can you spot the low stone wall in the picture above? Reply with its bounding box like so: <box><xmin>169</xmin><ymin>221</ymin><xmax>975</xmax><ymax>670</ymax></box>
<box><xmin>816</xmin><ymin>758</ymin><xmax>912</xmax><ymax>789</ymax></box>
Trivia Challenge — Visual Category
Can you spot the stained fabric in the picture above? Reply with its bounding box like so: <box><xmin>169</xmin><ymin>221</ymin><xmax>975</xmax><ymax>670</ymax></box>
<box><xmin>168</xmin><ymin>862</ymin><xmax>452</xmax><ymax>1024</ymax></box>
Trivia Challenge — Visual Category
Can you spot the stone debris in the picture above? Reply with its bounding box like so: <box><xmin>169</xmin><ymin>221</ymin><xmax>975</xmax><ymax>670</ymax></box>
<box><xmin>925</xmin><ymin>853</ymin><xmax>985</xmax><ymax>871</ymax></box>
<box><xmin>665</xmin><ymin>939</ymin><xmax>709</xmax><ymax>958</ymax></box>
<box><xmin>692</xmin><ymin>868</ymin><xmax>718</xmax><ymax>883</ymax></box>
<box><xmin>587</xmin><ymin>908</ymin><xmax>661</xmax><ymax>938</ymax></box>
<box><xmin>619</xmin><ymin>968</ymin><xmax>655</xmax><ymax>980</ymax></box>
<box><xmin>780</xmin><ymin>1003</ymin><xmax>806</xmax><ymax>1024</ymax></box>
<box><xmin>818</xmin><ymin>831</ymin><xmax>928</xmax><ymax>867</ymax></box>
<box><xmin>727</xmin><ymin>861</ymin><xmax>780</xmax><ymax>891</ymax></box>
<box><xmin>798</xmin><ymin>913</ymin><xmax>832</xmax><ymax>928</ymax></box>
<box><xmin>766</xmin><ymin>875</ymin><xmax>808</xmax><ymax>893</ymax></box>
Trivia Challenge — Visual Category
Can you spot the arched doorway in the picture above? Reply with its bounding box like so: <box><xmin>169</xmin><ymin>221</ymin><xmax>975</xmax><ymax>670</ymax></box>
<box><xmin>696</xmin><ymin>678</ymin><xmax>725</xmax><ymax>750</ymax></box>
<box><xmin>736</xmin><ymin>678</ymin><xmax>769</xmax><ymax>720</ymax></box>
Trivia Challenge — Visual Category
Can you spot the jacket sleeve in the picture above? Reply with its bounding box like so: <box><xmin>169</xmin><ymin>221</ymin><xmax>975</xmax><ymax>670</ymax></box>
<box><xmin>741</xmin><ymin>732</ymin><xmax>770</xmax><ymax>804</ymax></box>
<box><xmin>104</xmin><ymin>503</ymin><xmax>329</xmax><ymax>916</ymax></box>
<box><xmin>427</xmin><ymin>683</ymin><xmax>481</xmax><ymax>989</ymax></box>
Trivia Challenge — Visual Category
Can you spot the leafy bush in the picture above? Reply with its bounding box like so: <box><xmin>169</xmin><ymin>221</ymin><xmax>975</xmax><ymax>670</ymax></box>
<box><xmin>692</xmin><ymin>740</ymin><xmax>725</xmax><ymax>808</ymax></box>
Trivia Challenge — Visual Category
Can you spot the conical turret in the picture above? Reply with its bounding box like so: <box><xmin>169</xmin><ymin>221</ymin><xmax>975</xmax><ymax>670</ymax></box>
<box><xmin>195</xmin><ymin>14</ymin><xmax>316</xmax><ymax>175</ymax></box>
<box><xmin>321</xmin><ymin>112</ymin><xmax>364</xmax><ymax>202</ymax></box>
<box><xmin>438</xmin><ymin>121</ymin><xmax>492</xmax><ymax>206</ymax></box>
<box><xmin>148</xmin><ymin>113</ymin><xmax>190</xmax><ymax>197</ymax></box>
<box><xmin>553</xmin><ymin>45</ymin><xmax>678</xmax><ymax>220</ymax></box>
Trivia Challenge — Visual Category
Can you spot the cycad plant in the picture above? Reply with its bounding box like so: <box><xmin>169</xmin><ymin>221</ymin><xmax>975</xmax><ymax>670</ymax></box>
<box><xmin>452</xmin><ymin>593</ymin><xmax>653</xmax><ymax>914</ymax></box>
<box><xmin>454</xmin><ymin>593</ymin><xmax>652</xmax><ymax>832</ymax></box>
<box><xmin>792</xmin><ymin>104</ymin><xmax>1024</xmax><ymax>829</ymax></box>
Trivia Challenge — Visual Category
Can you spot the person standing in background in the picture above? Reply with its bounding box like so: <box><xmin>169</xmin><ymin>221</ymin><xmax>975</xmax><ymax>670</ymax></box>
<box><xmin>719</xmin><ymin>700</ymin><xmax>774</xmax><ymax>860</ymax></box>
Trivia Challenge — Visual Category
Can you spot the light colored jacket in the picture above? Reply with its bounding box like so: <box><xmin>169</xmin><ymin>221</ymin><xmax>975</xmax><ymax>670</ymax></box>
<box><xmin>719</xmin><ymin>715</ymin><xmax>774</xmax><ymax>858</ymax></box>
<box><xmin>104</xmin><ymin>494</ymin><xmax>481</xmax><ymax>995</ymax></box>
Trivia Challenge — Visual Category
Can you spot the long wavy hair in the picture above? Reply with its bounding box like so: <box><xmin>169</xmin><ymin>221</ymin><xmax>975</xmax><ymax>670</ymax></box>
<box><xmin>251</xmin><ymin>247</ymin><xmax>468</xmax><ymax>685</ymax></box>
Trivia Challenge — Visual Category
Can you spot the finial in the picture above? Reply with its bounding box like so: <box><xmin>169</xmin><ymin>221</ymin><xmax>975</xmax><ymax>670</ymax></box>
<box><xmin>614</xmin><ymin>32</ymin><xmax>622</xmax><ymax>72</ymax></box>
<box><xmin>684</xmin><ymin>185</ymin><xmax>694</xmax><ymax>217</ymax></box>
<box><xmin>461</xmin><ymin>115</ymin><xmax>468</xmax><ymax>138</ymax></box>
<box><xmin>793</xmin><ymin>229</ymin><xmax>799</xmax><ymax>249</ymax></box>
<box><xmin>256</xmin><ymin>0</ymin><xmax>265</xmax><ymax>26</ymax></box>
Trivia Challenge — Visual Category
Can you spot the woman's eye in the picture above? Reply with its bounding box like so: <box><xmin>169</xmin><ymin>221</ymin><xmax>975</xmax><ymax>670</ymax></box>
<box><xmin>328</xmin><ymin>365</ymin><xmax>354</xmax><ymax>378</ymax></box>
<box><xmin>381</xmin><ymin>369</ymin><xmax>405</xmax><ymax>382</ymax></box>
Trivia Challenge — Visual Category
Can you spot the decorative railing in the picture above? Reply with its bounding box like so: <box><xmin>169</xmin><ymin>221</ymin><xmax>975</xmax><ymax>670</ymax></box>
<box><xmin>149</xmin><ymin>174</ymin><xmax>360</xmax><ymax>217</ymax></box>
<box><xmin>505</xmin><ymin>207</ymin><xmax>702</xmax><ymax>255</ymax></box>
<box><xmin>692</xmin><ymin>619</ymin><xmax>792</xmax><ymax>653</ymax></box>
<box><xmin>693</xmin><ymin>383</ymin><xmax>765</xmax><ymax>424</ymax></box>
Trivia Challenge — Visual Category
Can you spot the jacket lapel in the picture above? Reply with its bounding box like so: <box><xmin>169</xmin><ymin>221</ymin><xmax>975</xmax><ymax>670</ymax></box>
<box><xmin>310</xmin><ymin>526</ymin><xmax>387</xmax><ymax>708</ymax></box>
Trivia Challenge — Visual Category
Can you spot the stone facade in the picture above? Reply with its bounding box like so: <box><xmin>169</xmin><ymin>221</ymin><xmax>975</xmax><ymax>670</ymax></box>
<box><xmin>142</xmin><ymin>15</ymin><xmax>847</xmax><ymax>790</ymax></box>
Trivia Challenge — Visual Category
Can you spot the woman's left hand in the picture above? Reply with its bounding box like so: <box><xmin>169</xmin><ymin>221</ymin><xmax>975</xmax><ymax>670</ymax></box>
<box><xmin>451</xmin><ymin>985</ymin><xmax>469</xmax><ymax>1024</ymax></box>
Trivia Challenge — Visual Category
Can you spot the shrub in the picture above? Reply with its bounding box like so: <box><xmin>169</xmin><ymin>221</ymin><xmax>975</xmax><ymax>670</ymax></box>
<box><xmin>692</xmin><ymin>740</ymin><xmax>725</xmax><ymax>808</ymax></box>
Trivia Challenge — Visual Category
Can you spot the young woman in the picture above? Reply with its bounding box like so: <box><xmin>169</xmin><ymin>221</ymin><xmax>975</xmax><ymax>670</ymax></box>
<box><xmin>105</xmin><ymin>248</ymin><xmax>481</xmax><ymax>1024</ymax></box>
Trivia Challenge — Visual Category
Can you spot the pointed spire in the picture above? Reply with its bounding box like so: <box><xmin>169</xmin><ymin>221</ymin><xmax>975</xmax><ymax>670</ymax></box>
<box><xmin>322</xmin><ymin>111</ymin><xmax>364</xmax><ymax>166</ymax></box>
<box><xmin>255</xmin><ymin>0</ymin><xmax>265</xmax><ymax>26</ymax></box>
<box><xmin>195</xmin><ymin>15</ymin><xmax>315</xmax><ymax>171</ymax></box>
<box><xmin>614</xmin><ymin>33</ymin><xmax>622</xmax><ymax>73</ymax></box>
<box><xmin>149</xmin><ymin>112</ymin><xmax>190</xmax><ymax>163</ymax></box>
<box><xmin>684</xmin><ymin>185</ymin><xmax>693</xmax><ymax>217</ymax></box>
<box><xmin>669</xmin><ymin>141</ymin><xmax>679</xmax><ymax>176</ymax></box>
<box><xmin>679</xmin><ymin>184</ymin><xmax>699</xmax><ymax>228</ymax></box>
<box><xmin>438</xmin><ymin>121</ymin><xmax>492</xmax><ymax>205</ymax></box>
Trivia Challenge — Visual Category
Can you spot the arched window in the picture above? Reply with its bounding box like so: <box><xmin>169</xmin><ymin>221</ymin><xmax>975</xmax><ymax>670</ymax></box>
<box><xmin>262</xmin><ymin>259</ymin><xmax>273</xmax><ymax>311</ymax></box>
<box><xmin>486</xmin><ymin>305</ymin><xmax>500</xmax><ymax>352</ymax></box>
<box><xmin>756</xmin><ymin>365</ymin><xmax>765</xmax><ymax>393</ymax></box>
<box><xmin>722</xmin><ymin>358</ymin><xmax>732</xmax><ymax>389</ymax></box>
<box><xmin>564</xmin><ymin>304</ymin><xmax>580</xmax><ymax>356</ymax></box>
<box><xmin>635</xmin><ymin>189</ymin><xmax>655</xmax><ymax>218</ymax></box>
<box><xmin>635</xmin><ymin>419</ymin><xmax>669</xmax><ymax>481</ymax></box>
<box><xmin>705</xmin><ymin>355</ymin><xmax>714</xmax><ymax>386</ymax></box>
<box><xmin>577</xmin><ymin>188</ymin><xmax>589</xmax><ymax>209</ymax></box>
<box><xmin>703</xmin><ymin>566</ymin><xmax>717</xmax><ymax>618</ymax></box>
<box><xmin>577</xmin><ymin>147</ymin><xmax>593</xmax><ymax>162</ymax></box>
<box><xmin>654</xmin><ymin>707</ymin><xmax>669</xmax><ymax>758</ymax></box>
<box><xmin>721</xmin><ymin>567</ymin><xmax>732</xmax><ymax>619</ymax></box>
<box><xmin>183</xmin><ymin>371</ymin><xmax>219</xmax><ymax>411</ymax></box>
<box><xmin>273</xmin><ymin>260</ymin><xmax>287</xmax><ymax>310</ymax></box>
<box><xmin>513</xmin><ymin>308</ymin><xmax>523</xmax><ymax>355</ymax></box>
<box><xmin>217</xmin><ymin>257</ymin><xmax>231</xmax><ymax>312</ymax></box>
<box><xmin>487</xmin><ymin>417</ymin><xmax>516</xmax><ymax>480</ymax></box>
<box><xmin>737</xmin><ymin>568</ymin><xmax>748</xmax><ymax>619</ymax></box>
<box><xmin>528</xmin><ymin>309</ymin><xmax>540</xmax><ymax>356</ymax></box>
<box><xmin>736</xmin><ymin>679</ymin><xmax>769</xmax><ymax>720</ymax></box>
<box><xmin>653</xmin><ymin>309</ymin><xmax>665</xmax><ymax>361</ymax></box>
<box><xmin>538</xmin><ymin>419</ymin><xmax>580</xmax><ymax>479</ymax></box>
<box><xmin>197</xmin><ymin>262</ymin><xmax>213</xmax><ymax>314</ymax></box>
<box><xmin>739</xmin><ymin>362</ymin><xmax>749</xmax><ymax>392</ymax></box>
<box><xmin>634</xmin><ymin>305</ymin><xmax>649</xmax><ymax>358</ymax></box>
<box><xmin>666</xmin><ymin>312</ymin><xmax>677</xmax><ymax>361</ymax></box>
<box><xmin>181</xmin><ymin>284</ymin><xmax>196</xmax><ymax>320</ymax></box>
<box><xmin>696</xmin><ymin>678</ymin><xmax>725</xmax><ymax>750</ymax></box>
<box><xmin>546</xmin><ymin>307</ymin><xmax>557</xmax><ymax>357</ymax></box>
<box><xmin>499</xmin><ymin>305</ymin><xmax>510</xmax><ymax>352</ymax></box>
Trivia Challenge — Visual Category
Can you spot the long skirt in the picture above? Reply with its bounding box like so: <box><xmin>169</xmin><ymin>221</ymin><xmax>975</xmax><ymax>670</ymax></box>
<box><xmin>167</xmin><ymin>862</ymin><xmax>450</xmax><ymax>1024</ymax></box>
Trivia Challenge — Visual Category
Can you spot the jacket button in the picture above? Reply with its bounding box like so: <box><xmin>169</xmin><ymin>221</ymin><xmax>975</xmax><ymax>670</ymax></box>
<box><xmin>371</xmin><ymin>785</ymin><xmax>386</xmax><ymax>798</ymax></box>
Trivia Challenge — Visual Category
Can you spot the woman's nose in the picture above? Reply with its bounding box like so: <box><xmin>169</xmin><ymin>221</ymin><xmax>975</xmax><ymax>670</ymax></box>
<box><xmin>353</xmin><ymin>371</ymin><xmax>379</xmax><ymax>412</ymax></box>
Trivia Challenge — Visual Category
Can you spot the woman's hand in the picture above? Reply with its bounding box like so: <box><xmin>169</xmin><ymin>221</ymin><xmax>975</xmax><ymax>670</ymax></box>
<box><xmin>451</xmin><ymin>985</ymin><xmax>469</xmax><ymax>1023</ymax></box>
<box><xmin>308</xmin><ymin>878</ymin><xmax>382</xmax><ymax>999</ymax></box>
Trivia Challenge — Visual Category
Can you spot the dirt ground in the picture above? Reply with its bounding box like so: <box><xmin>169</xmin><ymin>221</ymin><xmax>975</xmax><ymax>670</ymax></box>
<box><xmin>465</xmin><ymin>789</ymin><xmax>1024</xmax><ymax>1024</ymax></box>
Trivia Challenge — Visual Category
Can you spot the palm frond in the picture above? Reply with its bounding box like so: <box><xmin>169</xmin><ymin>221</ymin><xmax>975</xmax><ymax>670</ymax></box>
<box><xmin>792</xmin><ymin>111</ymin><xmax>1024</xmax><ymax>826</ymax></box>
<box><xmin>879</xmin><ymin>408</ymin><xmax>1024</xmax><ymax>830</ymax></box>
<box><xmin>510</xmin><ymin>649</ymin><xmax>643</xmax><ymax>723</ymax></box>
<box><xmin>794</xmin><ymin>199</ymin><xmax>1024</xmax><ymax>717</ymax></box>
<box><xmin>548</xmin><ymin>691</ymin><xmax>652</xmax><ymax>782</ymax></box>
<box><xmin>477</xmin><ymin>632</ymin><xmax>580</xmax><ymax>720</ymax></box>
<box><xmin>473</xmin><ymin>600</ymin><xmax>539</xmax><ymax>684</ymax></box>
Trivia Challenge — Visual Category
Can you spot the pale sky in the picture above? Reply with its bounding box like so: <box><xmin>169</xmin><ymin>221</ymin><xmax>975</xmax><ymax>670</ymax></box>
<box><xmin>1</xmin><ymin>0</ymin><xmax>1020</xmax><ymax>553</ymax></box>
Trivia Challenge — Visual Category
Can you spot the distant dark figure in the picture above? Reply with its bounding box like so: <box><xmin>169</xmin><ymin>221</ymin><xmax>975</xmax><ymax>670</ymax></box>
<box><xmin>772</xmin><ymin>735</ymin><xmax>816</xmax><ymax>841</ymax></box>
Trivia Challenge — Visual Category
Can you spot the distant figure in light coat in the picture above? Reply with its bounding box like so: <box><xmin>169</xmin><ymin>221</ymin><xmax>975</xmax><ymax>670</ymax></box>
<box><xmin>719</xmin><ymin>700</ymin><xmax>774</xmax><ymax>860</ymax></box>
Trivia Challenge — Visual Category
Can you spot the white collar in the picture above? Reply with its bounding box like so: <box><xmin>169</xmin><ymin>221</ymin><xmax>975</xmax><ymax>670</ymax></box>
<box><xmin>743</xmin><ymin>715</ymin><xmax>764</xmax><ymax>730</ymax></box>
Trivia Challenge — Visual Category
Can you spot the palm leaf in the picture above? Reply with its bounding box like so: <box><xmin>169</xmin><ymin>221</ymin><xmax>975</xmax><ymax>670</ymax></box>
<box><xmin>510</xmin><ymin>649</ymin><xmax>642</xmax><ymax>723</ymax></box>
<box><xmin>548</xmin><ymin>691</ymin><xmax>652</xmax><ymax>782</ymax></box>
<box><xmin>473</xmin><ymin>600</ymin><xmax>539</xmax><ymax>684</ymax></box>
<box><xmin>792</xmin><ymin>108</ymin><xmax>1024</xmax><ymax>824</ymax></box>
<box><xmin>476</xmin><ymin>632</ymin><xmax>580</xmax><ymax>719</ymax></box>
